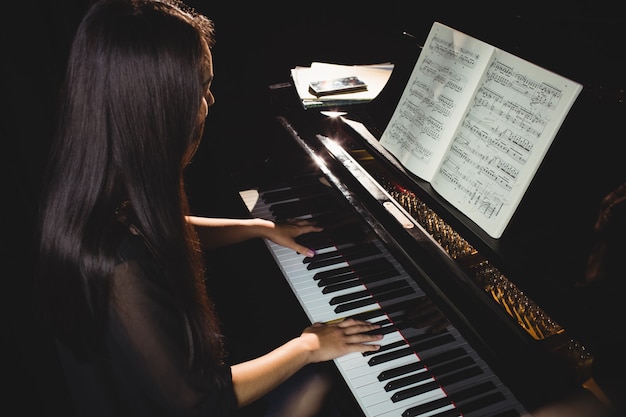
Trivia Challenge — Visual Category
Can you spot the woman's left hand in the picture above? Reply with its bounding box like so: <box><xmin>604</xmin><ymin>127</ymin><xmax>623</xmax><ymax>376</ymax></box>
<box><xmin>264</xmin><ymin>219</ymin><xmax>323</xmax><ymax>258</ymax></box>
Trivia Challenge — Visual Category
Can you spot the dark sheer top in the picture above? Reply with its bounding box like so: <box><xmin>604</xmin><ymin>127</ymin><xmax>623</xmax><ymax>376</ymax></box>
<box><xmin>56</xmin><ymin>233</ymin><xmax>238</xmax><ymax>417</ymax></box>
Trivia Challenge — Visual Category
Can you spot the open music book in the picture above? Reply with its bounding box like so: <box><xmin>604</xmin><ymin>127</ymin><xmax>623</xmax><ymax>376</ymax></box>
<box><xmin>379</xmin><ymin>22</ymin><xmax>582</xmax><ymax>238</ymax></box>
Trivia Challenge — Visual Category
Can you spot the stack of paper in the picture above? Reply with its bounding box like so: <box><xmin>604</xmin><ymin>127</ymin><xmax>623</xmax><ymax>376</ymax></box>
<box><xmin>290</xmin><ymin>62</ymin><xmax>394</xmax><ymax>109</ymax></box>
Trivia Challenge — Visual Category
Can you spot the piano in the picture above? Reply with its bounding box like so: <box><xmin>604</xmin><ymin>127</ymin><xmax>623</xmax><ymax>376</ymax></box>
<box><xmin>192</xmin><ymin>14</ymin><xmax>625</xmax><ymax>417</ymax></box>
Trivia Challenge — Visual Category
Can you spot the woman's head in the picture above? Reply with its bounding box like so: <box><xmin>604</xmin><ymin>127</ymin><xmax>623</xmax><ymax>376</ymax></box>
<box><xmin>44</xmin><ymin>0</ymin><xmax>217</xmax><ymax>253</ymax></box>
<box><xmin>59</xmin><ymin>0</ymin><xmax>215</xmax><ymax>204</ymax></box>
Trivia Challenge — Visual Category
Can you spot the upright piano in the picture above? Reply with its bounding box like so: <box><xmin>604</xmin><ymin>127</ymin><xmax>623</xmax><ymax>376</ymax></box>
<box><xmin>195</xmin><ymin>19</ymin><xmax>625</xmax><ymax>417</ymax></box>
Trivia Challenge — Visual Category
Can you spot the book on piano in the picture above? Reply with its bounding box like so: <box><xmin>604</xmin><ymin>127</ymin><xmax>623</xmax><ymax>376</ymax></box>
<box><xmin>378</xmin><ymin>22</ymin><xmax>583</xmax><ymax>239</ymax></box>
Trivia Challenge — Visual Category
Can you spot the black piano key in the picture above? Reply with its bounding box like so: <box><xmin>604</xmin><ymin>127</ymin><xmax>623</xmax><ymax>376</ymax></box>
<box><xmin>420</xmin><ymin>340</ymin><xmax>467</xmax><ymax>366</ymax></box>
<box><xmin>371</xmin><ymin>318</ymin><xmax>392</xmax><ymax>326</ymax></box>
<box><xmin>450</xmin><ymin>380</ymin><xmax>497</xmax><ymax>402</ymax></box>
<box><xmin>401</xmin><ymin>380</ymin><xmax>497</xmax><ymax>417</ymax></box>
<box><xmin>401</xmin><ymin>395</ymin><xmax>454</xmax><ymax>417</ymax></box>
<box><xmin>377</xmin><ymin>345</ymin><xmax>467</xmax><ymax>381</ymax></box>
<box><xmin>364</xmin><ymin>315</ymin><xmax>424</xmax><ymax>341</ymax></box>
<box><xmin>261</xmin><ymin>182</ymin><xmax>328</xmax><ymax>203</ymax></box>
<box><xmin>378</xmin><ymin>360</ymin><xmax>430</xmax><ymax>382</ymax></box>
<box><xmin>365</xmin><ymin>330</ymin><xmax>447</xmax><ymax>358</ymax></box>
<box><xmin>409</xmin><ymin>333</ymin><xmax>457</xmax><ymax>353</ymax></box>
<box><xmin>391</xmin><ymin>379</ymin><xmax>439</xmax><ymax>403</ymax></box>
<box><xmin>333</xmin><ymin>295</ymin><xmax>377</xmax><ymax>313</ymax></box>
<box><xmin>323</xmin><ymin>267</ymin><xmax>402</xmax><ymax>294</ymax></box>
<box><xmin>390</xmin><ymin>365</ymin><xmax>483</xmax><ymax>403</ymax></box>
<box><xmin>321</xmin><ymin>270</ymin><xmax>390</xmax><ymax>293</ymax></box>
<box><xmin>453</xmin><ymin>392</ymin><xmax>508</xmax><ymax>415</ymax></box>
<box><xmin>368</xmin><ymin>329</ymin><xmax>455</xmax><ymax>366</ymax></box>
<box><xmin>313</xmin><ymin>258</ymin><xmax>395</xmax><ymax>281</ymax></box>
<box><xmin>345</xmin><ymin>307</ymin><xmax>386</xmax><ymax>322</ymax></box>
<box><xmin>370</xmin><ymin>338</ymin><xmax>407</xmax><ymax>354</ymax></box>
<box><xmin>310</xmin><ymin>211</ymin><xmax>361</xmax><ymax>230</ymax></box>
<box><xmin>384</xmin><ymin>366</ymin><xmax>429</xmax><ymax>391</ymax></box>
<box><xmin>371</xmin><ymin>323</ymin><xmax>403</xmax><ymax>337</ymax></box>
<box><xmin>378</xmin><ymin>316</ymin><xmax>417</xmax><ymax>334</ymax></box>
<box><xmin>321</xmin><ymin>278</ymin><xmax>361</xmax><ymax>293</ymax></box>
<box><xmin>368</xmin><ymin>345</ymin><xmax>417</xmax><ymax>366</ymax></box>
<box><xmin>313</xmin><ymin>264</ymin><xmax>361</xmax><ymax>282</ymax></box>
<box><xmin>427</xmin><ymin>355</ymin><xmax>476</xmax><ymax>377</ymax></box>
<box><xmin>269</xmin><ymin>194</ymin><xmax>337</xmax><ymax>213</ymax></box>
<box><xmin>275</xmin><ymin>209</ymin><xmax>336</xmax><ymax>223</ymax></box>
<box><xmin>367</xmin><ymin>333</ymin><xmax>457</xmax><ymax>366</ymax></box>
<box><xmin>305</xmin><ymin>243</ymin><xmax>382</xmax><ymax>269</ymax></box>
<box><xmin>329</xmin><ymin>280</ymin><xmax>409</xmax><ymax>305</ymax></box>
<box><xmin>384</xmin><ymin>356</ymin><xmax>476</xmax><ymax>391</ymax></box>
<box><xmin>317</xmin><ymin>260</ymin><xmax>395</xmax><ymax>285</ymax></box>
<box><xmin>303</xmin><ymin>242</ymin><xmax>381</xmax><ymax>265</ymax></box>
<box><xmin>376</xmin><ymin>298</ymin><xmax>424</xmax><ymax>318</ymax></box>
<box><xmin>334</xmin><ymin>286</ymin><xmax>415</xmax><ymax>313</ymax></box>
<box><xmin>316</xmin><ymin>269</ymin><xmax>358</xmax><ymax>285</ymax></box>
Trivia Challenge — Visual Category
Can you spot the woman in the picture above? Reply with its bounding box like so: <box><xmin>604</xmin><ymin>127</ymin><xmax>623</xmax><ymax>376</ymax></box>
<box><xmin>36</xmin><ymin>0</ymin><xmax>382</xmax><ymax>416</ymax></box>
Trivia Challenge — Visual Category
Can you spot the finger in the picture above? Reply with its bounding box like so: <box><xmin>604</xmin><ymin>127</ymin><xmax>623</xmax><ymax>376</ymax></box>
<box><xmin>336</xmin><ymin>318</ymin><xmax>374</xmax><ymax>327</ymax></box>
<box><xmin>284</xmin><ymin>218</ymin><xmax>321</xmax><ymax>228</ymax></box>
<box><xmin>344</xmin><ymin>334</ymin><xmax>383</xmax><ymax>351</ymax></box>
<box><xmin>336</xmin><ymin>320</ymin><xmax>381</xmax><ymax>335</ymax></box>
<box><xmin>296</xmin><ymin>245</ymin><xmax>315</xmax><ymax>258</ymax></box>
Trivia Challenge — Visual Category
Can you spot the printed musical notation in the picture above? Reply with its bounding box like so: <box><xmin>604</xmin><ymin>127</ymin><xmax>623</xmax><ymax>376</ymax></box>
<box><xmin>379</xmin><ymin>22</ymin><xmax>582</xmax><ymax>238</ymax></box>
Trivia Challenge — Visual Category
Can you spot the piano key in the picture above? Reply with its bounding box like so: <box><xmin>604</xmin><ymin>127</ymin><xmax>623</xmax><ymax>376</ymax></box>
<box><xmin>242</xmin><ymin>181</ymin><xmax>527</xmax><ymax>417</ymax></box>
<box><xmin>409</xmin><ymin>387</ymin><xmax>518</xmax><ymax>417</ymax></box>
<box><xmin>376</xmin><ymin>345</ymin><xmax>467</xmax><ymax>379</ymax></box>
<box><xmin>322</xmin><ymin>269</ymin><xmax>397</xmax><ymax>293</ymax></box>
<box><xmin>330</xmin><ymin>280</ymin><xmax>410</xmax><ymax>305</ymax></box>
<box><xmin>385</xmin><ymin>356</ymin><xmax>476</xmax><ymax>391</ymax></box>
<box><xmin>303</xmin><ymin>242</ymin><xmax>381</xmax><ymax>263</ymax></box>
<box><xmin>269</xmin><ymin>197</ymin><xmax>338</xmax><ymax>220</ymax></box>
<box><xmin>261</xmin><ymin>182</ymin><xmax>329</xmax><ymax>203</ymax></box>
<box><xmin>339</xmin><ymin>336</ymin><xmax>473</xmax><ymax>414</ymax></box>
<box><xmin>317</xmin><ymin>259</ymin><xmax>397</xmax><ymax>286</ymax></box>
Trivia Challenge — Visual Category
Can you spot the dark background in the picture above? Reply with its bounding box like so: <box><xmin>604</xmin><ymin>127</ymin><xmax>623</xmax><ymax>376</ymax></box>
<box><xmin>3</xmin><ymin>1</ymin><xmax>624</xmax><ymax>415</ymax></box>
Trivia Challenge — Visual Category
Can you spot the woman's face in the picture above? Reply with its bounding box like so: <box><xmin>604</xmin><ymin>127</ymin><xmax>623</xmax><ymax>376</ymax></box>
<box><xmin>200</xmin><ymin>43</ymin><xmax>215</xmax><ymax>119</ymax></box>
<box><xmin>186</xmin><ymin>42</ymin><xmax>214</xmax><ymax>165</ymax></box>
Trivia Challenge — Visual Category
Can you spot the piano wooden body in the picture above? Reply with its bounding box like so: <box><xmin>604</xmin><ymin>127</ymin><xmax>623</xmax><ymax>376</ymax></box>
<box><xmin>187</xmin><ymin>9</ymin><xmax>625</xmax><ymax>417</ymax></box>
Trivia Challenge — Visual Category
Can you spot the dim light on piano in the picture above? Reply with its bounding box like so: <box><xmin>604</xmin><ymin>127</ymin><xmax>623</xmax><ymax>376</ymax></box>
<box><xmin>320</xmin><ymin>110</ymin><xmax>348</xmax><ymax>118</ymax></box>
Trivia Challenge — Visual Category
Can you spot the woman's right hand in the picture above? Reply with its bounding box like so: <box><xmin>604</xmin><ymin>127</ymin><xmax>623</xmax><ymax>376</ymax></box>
<box><xmin>298</xmin><ymin>318</ymin><xmax>383</xmax><ymax>363</ymax></box>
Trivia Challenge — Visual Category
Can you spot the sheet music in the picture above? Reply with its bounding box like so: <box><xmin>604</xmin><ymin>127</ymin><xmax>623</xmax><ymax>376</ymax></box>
<box><xmin>380</xmin><ymin>22</ymin><xmax>582</xmax><ymax>238</ymax></box>
<box><xmin>380</xmin><ymin>23</ymin><xmax>494</xmax><ymax>181</ymax></box>
<box><xmin>430</xmin><ymin>49</ymin><xmax>582</xmax><ymax>238</ymax></box>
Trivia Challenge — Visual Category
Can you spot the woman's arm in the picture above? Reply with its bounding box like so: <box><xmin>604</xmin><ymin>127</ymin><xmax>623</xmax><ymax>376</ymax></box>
<box><xmin>231</xmin><ymin>318</ymin><xmax>382</xmax><ymax>407</ymax></box>
<box><xmin>187</xmin><ymin>216</ymin><xmax>322</xmax><ymax>257</ymax></box>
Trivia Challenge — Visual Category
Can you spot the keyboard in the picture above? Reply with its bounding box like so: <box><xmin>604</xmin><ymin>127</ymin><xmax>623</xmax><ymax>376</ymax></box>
<box><xmin>240</xmin><ymin>174</ymin><xmax>527</xmax><ymax>417</ymax></box>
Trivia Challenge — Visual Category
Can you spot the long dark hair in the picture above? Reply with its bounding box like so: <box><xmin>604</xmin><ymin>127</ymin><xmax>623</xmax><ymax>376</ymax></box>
<box><xmin>37</xmin><ymin>0</ymin><xmax>224</xmax><ymax>372</ymax></box>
